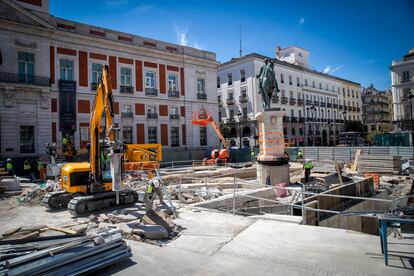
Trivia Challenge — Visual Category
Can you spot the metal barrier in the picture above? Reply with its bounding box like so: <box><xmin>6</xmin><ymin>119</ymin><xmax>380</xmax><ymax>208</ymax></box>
<box><xmin>302</xmin><ymin>146</ymin><xmax>413</xmax><ymax>162</ymax></box>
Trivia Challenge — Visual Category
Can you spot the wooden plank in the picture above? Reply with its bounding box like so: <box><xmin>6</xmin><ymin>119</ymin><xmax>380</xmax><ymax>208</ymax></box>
<box><xmin>350</xmin><ymin>149</ymin><xmax>362</xmax><ymax>172</ymax></box>
<box><xmin>3</xmin><ymin>227</ymin><xmax>21</xmax><ymax>237</ymax></box>
<box><xmin>335</xmin><ymin>162</ymin><xmax>344</xmax><ymax>185</ymax></box>
<box><xmin>47</xmin><ymin>225</ymin><xmax>77</xmax><ymax>235</ymax></box>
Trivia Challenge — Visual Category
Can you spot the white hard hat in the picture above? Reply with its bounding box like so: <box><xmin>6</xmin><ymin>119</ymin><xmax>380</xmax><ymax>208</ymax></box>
<box><xmin>7</xmin><ymin>158</ymin><xmax>11</xmax><ymax>161</ymax></box>
<box><xmin>149</xmin><ymin>178</ymin><xmax>161</xmax><ymax>189</ymax></box>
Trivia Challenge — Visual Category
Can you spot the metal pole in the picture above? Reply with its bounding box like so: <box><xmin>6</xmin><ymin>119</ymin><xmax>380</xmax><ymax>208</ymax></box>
<box><xmin>232</xmin><ymin>175</ymin><xmax>236</xmax><ymax>215</ymax></box>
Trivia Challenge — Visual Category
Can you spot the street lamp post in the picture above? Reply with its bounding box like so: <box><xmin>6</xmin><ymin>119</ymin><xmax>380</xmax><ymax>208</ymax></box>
<box><xmin>237</xmin><ymin>110</ymin><xmax>243</xmax><ymax>149</ymax></box>
<box><xmin>311</xmin><ymin>105</ymin><xmax>316</xmax><ymax>146</ymax></box>
<box><xmin>408</xmin><ymin>92</ymin><xmax>414</xmax><ymax>158</ymax></box>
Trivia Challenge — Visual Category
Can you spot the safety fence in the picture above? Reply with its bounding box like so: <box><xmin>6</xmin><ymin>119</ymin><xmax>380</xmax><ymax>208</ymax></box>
<box><xmin>302</xmin><ymin>146</ymin><xmax>414</xmax><ymax>162</ymax></box>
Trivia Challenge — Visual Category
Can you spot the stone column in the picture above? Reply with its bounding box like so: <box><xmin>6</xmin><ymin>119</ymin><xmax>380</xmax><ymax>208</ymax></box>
<box><xmin>256</xmin><ymin>109</ymin><xmax>290</xmax><ymax>186</ymax></box>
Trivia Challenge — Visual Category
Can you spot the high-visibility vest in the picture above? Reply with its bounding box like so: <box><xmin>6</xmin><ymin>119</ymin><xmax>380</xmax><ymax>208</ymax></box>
<box><xmin>23</xmin><ymin>161</ymin><xmax>31</xmax><ymax>170</ymax></box>
<box><xmin>147</xmin><ymin>184</ymin><xmax>153</xmax><ymax>194</ymax></box>
<box><xmin>101</xmin><ymin>152</ymin><xmax>109</xmax><ymax>162</ymax></box>
<box><xmin>304</xmin><ymin>162</ymin><xmax>314</xmax><ymax>169</ymax></box>
<box><xmin>37</xmin><ymin>161</ymin><xmax>43</xmax><ymax>171</ymax></box>
<box><xmin>62</xmin><ymin>138</ymin><xmax>69</xmax><ymax>145</ymax></box>
<box><xmin>6</xmin><ymin>162</ymin><xmax>13</xmax><ymax>170</ymax></box>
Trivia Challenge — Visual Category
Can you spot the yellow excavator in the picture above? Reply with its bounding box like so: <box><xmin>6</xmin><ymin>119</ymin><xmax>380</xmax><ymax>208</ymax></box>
<box><xmin>43</xmin><ymin>65</ymin><xmax>162</xmax><ymax>216</ymax></box>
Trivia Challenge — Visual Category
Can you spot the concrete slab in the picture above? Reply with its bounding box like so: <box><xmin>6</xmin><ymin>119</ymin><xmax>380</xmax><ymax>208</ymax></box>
<box><xmin>104</xmin><ymin>208</ymin><xmax>413</xmax><ymax>276</ymax></box>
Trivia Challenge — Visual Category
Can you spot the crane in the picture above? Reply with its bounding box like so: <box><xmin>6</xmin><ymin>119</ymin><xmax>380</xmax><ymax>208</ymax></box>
<box><xmin>192</xmin><ymin>109</ymin><xmax>229</xmax><ymax>165</ymax></box>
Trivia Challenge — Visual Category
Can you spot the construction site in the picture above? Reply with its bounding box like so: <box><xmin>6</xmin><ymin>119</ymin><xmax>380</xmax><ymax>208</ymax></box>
<box><xmin>0</xmin><ymin>66</ymin><xmax>413</xmax><ymax>275</ymax></box>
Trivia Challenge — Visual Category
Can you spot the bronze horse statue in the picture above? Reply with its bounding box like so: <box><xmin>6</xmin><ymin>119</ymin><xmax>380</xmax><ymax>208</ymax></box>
<box><xmin>256</xmin><ymin>58</ymin><xmax>280</xmax><ymax>110</ymax></box>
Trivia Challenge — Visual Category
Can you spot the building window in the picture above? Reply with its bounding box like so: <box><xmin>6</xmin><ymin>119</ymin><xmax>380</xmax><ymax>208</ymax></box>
<box><xmin>217</xmin><ymin>76</ymin><xmax>220</xmax><ymax>88</ymax></box>
<box><xmin>122</xmin><ymin>126</ymin><xmax>133</xmax><ymax>144</ymax></box>
<box><xmin>60</xmin><ymin>59</ymin><xmax>73</xmax><ymax>81</ymax></box>
<box><xmin>292</xmin><ymin>126</ymin><xmax>296</xmax><ymax>136</ymax></box>
<box><xmin>289</xmin><ymin>75</ymin><xmax>292</xmax><ymax>85</ymax></box>
<box><xmin>402</xmin><ymin>71</ymin><xmax>410</xmax><ymax>82</ymax></box>
<box><xmin>356</xmin><ymin>91</ymin><xmax>358</xmax><ymax>99</ymax></box>
<box><xmin>20</xmin><ymin>125</ymin><xmax>35</xmax><ymax>153</ymax></box>
<box><xmin>351</xmin><ymin>90</ymin><xmax>354</xmax><ymax>98</ymax></box>
<box><xmin>148</xmin><ymin>127</ymin><xmax>157</xmax><ymax>143</ymax></box>
<box><xmin>299</xmin><ymin>127</ymin><xmax>303</xmax><ymax>135</ymax></box>
<box><xmin>319</xmin><ymin>82</ymin><xmax>322</xmax><ymax>89</ymax></box>
<box><xmin>242</xmin><ymin>107</ymin><xmax>248</xmax><ymax>118</ymax></box>
<box><xmin>297</xmin><ymin>77</ymin><xmax>300</xmax><ymax>87</ymax></box>
<box><xmin>197</xmin><ymin>78</ymin><xmax>205</xmax><ymax>94</ymax></box>
<box><xmin>290</xmin><ymin>109</ymin><xmax>294</xmax><ymax>118</ymax></box>
<box><xmin>305</xmin><ymin>79</ymin><xmax>308</xmax><ymax>86</ymax></box>
<box><xmin>92</xmin><ymin>63</ymin><xmax>103</xmax><ymax>84</ymax></box>
<box><xmin>229</xmin><ymin>92</ymin><xmax>234</xmax><ymax>100</ymax></box>
<box><xmin>120</xmin><ymin>67</ymin><xmax>132</xmax><ymax>87</ymax></box>
<box><xmin>280</xmin><ymin>74</ymin><xmax>284</xmax><ymax>83</ymax></box>
<box><xmin>290</xmin><ymin>91</ymin><xmax>294</xmax><ymax>98</ymax></box>
<box><xmin>168</xmin><ymin>74</ymin><xmax>177</xmax><ymax>91</ymax></box>
<box><xmin>18</xmin><ymin>52</ymin><xmax>34</xmax><ymax>83</ymax></box>
<box><xmin>171</xmin><ymin>127</ymin><xmax>179</xmax><ymax>147</ymax></box>
<box><xmin>326</xmin><ymin>84</ymin><xmax>329</xmax><ymax>90</ymax></box>
<box><xmin>240</xmin><ymin>69</ymin><xmax>246</xmax><ymax>82</ymax></box>
<box><xmin>122</xmin><ymin>104</ymin><xmax>133</xmax><ymax>117</ymax></box>
<box><xmin>170</xmin><ymin>106</ymin><xmax>179</xmax><ymax>116</ymax></box>
<box><xmin>228</xmin><ymin>73</ymin><xmax>233</xmax><ymax>85</ymax></box>
<box><xmin>147</xmin><ymin>106</ymin><xmax>156</xmax><ymax>115</ymax></box>
<box><xmin>218</xmin><ymin>111</ymin><xmax>222</xmax><ymax>121</ymax></box>
<box><xmin>347</xmin><ymin>89</ymin><xmax>350</xmax><ymax>97</ymax></box>
<box><xmin>145</xmin><ymin>71</ymin><xmax>156</xmax><ymax>88</ymax></box>
<box><xmin>299</xmin><ymin>110</ymin><xmax>302</xmax><ymax>118</ymax></box>
<box><xmin>230</xmin><ymin>109</ymin><xmax>234</xmax><ymax>121</ymax></box>
<box><xmin>200</xmin><ymin>127</ymin><xmax>207</xmax><ymax>146</ymax></box>
<box><xmin>312</xmin><ymin>81</ymin><xmax>315</xmax><ymax>88</ymax></box>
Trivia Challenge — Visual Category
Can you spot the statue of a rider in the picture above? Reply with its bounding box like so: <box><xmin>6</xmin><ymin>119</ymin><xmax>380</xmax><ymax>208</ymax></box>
<box><xmin>256</xmin><ymin>58</ymin><xmax>280</xmax><ymax>111</ymax></box>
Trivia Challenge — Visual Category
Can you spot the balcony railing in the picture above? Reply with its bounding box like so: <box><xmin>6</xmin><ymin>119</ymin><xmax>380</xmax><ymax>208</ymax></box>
<box><xmin>120</xmin><ymin>85</ymin><xmax>134</xmax><ymax>93</ymax></box>
<box><xmin>306</xmin><ymin>99</ymin><xmax>313</xmax><ymax>105</ymax></box>
<box><xmin>320</xmin><ymin>102</ymin><xmax>326</xmax><ymax>107</ymax></box>
<box><xmin>121</xmin><ymin>111</ymin><xmax>134</xmax><ymax>118</ymax></box>
<box><xmin>313</xmin><ymin>101</ymin><xmax>319</xmax><ymax>106</ymax></box>
<box><xmin>289</xmin><ymin>98</ymin><xmax>296</xmax><ymax>105</ymax></box>
<box><xmin>145</xmin><ymin>87</ymin><xmax>158</xmax><ymax>96</ymax></box>
<box><xmin>299</xmin><ymin>117</ymin><xmax>305</xmax><ymax>123</ymax></box>
<box><xmin>0</xmin><ymin>72</ymin><xmax>50</xmax><ymax>86</ymax></box>
<box><xmin>281</xmin><ymin>97</ymin><xmax>288</xmax><ymax>104</ymax></box>
<box><xmin>147</xmin><ymin>113</ymin><xmax>158</xmax><ymax>119</ymax></box>
<box><xmin>356</xmin><ymin>107</ymin><xmax>361</xmax><ymax>112</ymax></box>
<box><xmin>283</xmin><ymin>116</ymin><xmax>290</xmax><ymax>123</ymax></box>
<box><xmin>327</xmin><ymin>103</ymin><xmax>332</xmax><ymax>108</ymax></box>
<box><xmin>170</xmin><ymin>114</ymin><xmax>180</xmax><ymax>120</ymax></box>
<box><xmin>339</xmin><ymin>105</ymin><xmax>343</xmax><ymax>110</ymax></box>
<box><xmin>272</xmin><ymin>96</ymin><xmax>279</xmax><ymax>103</ymax></box>
<box><xmin>168</xmin><ymin>90</ymin><xmax>180</xmax><ymax>98</ymax></box>
<box><xmin>333</xmin><ymin>104</ymin><xmax>338</xmax><ymax>108</ymax></box>
<box><xmin>291</xmin><ymin>116</ymin><xmax>298</xmax><ymax>123</ymax></box>
<box><xmin>239</xmin><ymin>95</ymin><xmax>248</xmax><ymax>103</ymax></box>
<box><xmin>344</xmin><ymin>106</ymin><xmax>348</xmax><ymax>111</ymax></box>
<box><xmin>226</xmin><ymin>98</ymin><xmax>235</xmax><ymax>105</ymax></box>
<box><xmin>197</xmin><ymin>93</ymin><xmax>207</xmax><ymax>100</ymax></box>
<box><xmin>297</xmin><ymin>99</ymin><xmax>304</xmax><ymax>106</ymax></box>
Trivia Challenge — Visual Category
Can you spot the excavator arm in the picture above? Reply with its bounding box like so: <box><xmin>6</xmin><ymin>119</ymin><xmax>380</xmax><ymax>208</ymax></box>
<box><xmin>89</xmin><ymin>65</ymin><xmax>116</xmax><ymax>184</ymax></box>
<box><xmin>192</xmin><ymin>109</ymin><xmax>228</xmax><ymax>149</ymax></box>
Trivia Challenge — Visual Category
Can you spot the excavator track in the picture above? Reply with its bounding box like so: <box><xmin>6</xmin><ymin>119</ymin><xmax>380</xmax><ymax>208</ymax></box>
<box><xmin>67</xmin><ymin>190</ymin><xmax>138</xmax><ymax>216</ymax></box>
<box><xmin>42</xmin><ymin>191</ymin><xmax>81</xmax><ymax>209</ymax></box>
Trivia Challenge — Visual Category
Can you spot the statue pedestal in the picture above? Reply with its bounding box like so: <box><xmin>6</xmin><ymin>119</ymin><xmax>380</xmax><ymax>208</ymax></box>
<box><xmin>255</xmin><ymin>110</ymin><xmax>290</xmax><ymax>186</ymax></box>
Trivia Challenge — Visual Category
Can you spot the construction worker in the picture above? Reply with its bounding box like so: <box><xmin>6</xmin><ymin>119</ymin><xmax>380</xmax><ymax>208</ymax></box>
<box><xmin>23</xmin><ymin>159</ymin><xmax>32</xmax><ymax>179</ymax></box>
<box><xmin>145</xmin><ymin>173</ymin><xmax>164</xmax><ymax>213</ymax></box>
<box><xmin>303</xmin><ymin>159</ymin><xmax>314</xmax><ymax>183</ymax></box>
<box><xmin>6</xmin><ymin>158</ymin><xmax>13</xmax><ymax>176</ymax></box>
<box><xmin>250</xmin><ymin>148</ymin><xmax>256</xmax><ymax>162</ymax></box>
<box><xmin>297</xmin><ymin>149</ymin><xmax>304</xmax><ymax>160</ymax></box>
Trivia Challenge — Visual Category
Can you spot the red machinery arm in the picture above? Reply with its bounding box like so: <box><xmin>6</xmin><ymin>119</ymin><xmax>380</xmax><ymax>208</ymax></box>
<box><xmin>192</xmin><ymin>109</ymin><xmax>228</xmax><ymax>149</ymax></box>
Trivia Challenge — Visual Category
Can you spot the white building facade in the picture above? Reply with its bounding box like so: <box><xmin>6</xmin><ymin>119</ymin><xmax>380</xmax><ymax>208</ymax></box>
<box><xmin>0</xmin><ymin>0</ymin><xmax>219</xmax><ymax>158</ymax></box>
<box><xmin>391</xmin><ymin>49</ymin><xmax>414</xmax><ymax>132</ymax></box>
<box><xmin>217</xmin><ymin>47</ymin><xmax>362</xmax><ymax>147</ymax></box>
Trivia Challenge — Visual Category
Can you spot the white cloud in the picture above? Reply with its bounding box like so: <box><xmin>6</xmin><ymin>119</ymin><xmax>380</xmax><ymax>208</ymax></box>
<box><xmin>298</xmin><ymin>17</ymin><xmax>305</xmax><ymax>25</ymax></box>
<box><xmin>105</xmin><ymin>0</ymin><xmax>129</xmax><ymax>8</ymax></box>
<box><xmin>175</xmin><ymin>27</ymin><xmax>189</xmax><ymax>46</ymax></box>
<box><xmin>323</xmin><ymin>65</ymin><xmax>330</xmax><ymax>74</ymax></box>
<box><xmin>330</xmin><ymin>65</ymin><xmax>344</xmax><ymax>74</ymax></box>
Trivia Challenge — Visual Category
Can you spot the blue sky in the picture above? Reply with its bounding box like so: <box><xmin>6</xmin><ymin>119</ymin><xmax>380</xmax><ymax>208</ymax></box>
<box><xmin>50</xmin><ymin>0</ymin><xmax>414</xmax><ymax>90</ymax></box>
